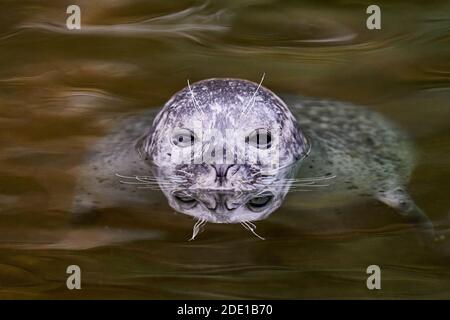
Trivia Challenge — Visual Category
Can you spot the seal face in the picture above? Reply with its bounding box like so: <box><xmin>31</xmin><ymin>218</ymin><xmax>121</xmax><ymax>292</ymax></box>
<box><xmin>137</xmin><ymin>78</ymin><xmax>310</xmax><ymax>223</ymax></box>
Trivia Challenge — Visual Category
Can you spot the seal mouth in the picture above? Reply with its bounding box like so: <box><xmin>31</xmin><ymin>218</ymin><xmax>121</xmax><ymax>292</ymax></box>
<box><xmin>246</xmin><ymin>193</ymin><xmax>274</xmax><ymax>211</ymax></box>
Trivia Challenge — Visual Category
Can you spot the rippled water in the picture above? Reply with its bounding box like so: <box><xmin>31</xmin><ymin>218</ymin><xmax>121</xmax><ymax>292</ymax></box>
<box><xmin>0</xmin><ymin>0</ymin><xmax>450</xmax><ymax>299</ymax></box>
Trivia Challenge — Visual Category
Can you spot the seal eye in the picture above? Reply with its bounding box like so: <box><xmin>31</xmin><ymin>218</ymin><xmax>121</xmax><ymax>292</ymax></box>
<box><xmin>172</xmin><ymin>129</ymin><xmax>195</xmax><ymax>148</ymax></box>
<box><xmin>247</xmin><ymin>129</ymin><xmax>272</xmax><ymax>149</ymax></box>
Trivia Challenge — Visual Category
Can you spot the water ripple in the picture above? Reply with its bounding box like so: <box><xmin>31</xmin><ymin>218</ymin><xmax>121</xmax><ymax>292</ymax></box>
<box><xmin>16</xmin><ymin>2</ymin><xmax>231</xmax><ymax>44</ymax></box>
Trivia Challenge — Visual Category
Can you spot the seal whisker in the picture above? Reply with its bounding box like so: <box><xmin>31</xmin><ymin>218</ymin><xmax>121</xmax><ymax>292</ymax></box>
<box><xmin>260</xmin><ymin>161</ymin><xmax>301</xmax><ymax>174</ymax></box>
<box><xmin>115</xmin><ymin>173</ymin><xmax>140</xmax><ymax>180</ymax></box>
<box><xmin>135</xmin><ymin>176</ymin><xmax>157</xmax><ymax>183</ymax></box>
<box><xmin>116</xmin><ymin>173</ymin><xmax>174</xmax><ymax>184</ymax></box>
<box><xmin>118</xmin><ymin>179</ymin><xmax>178</xmax><ymax>185</ymax></box>
<box><xmin>264</xmin><ymin>174</ymin><xmax>337</xmax><ymax>182</ymax></box>
<box><xmin>138</xmin><ymin>177</ymin><xmax>186</xmax><ymax>183</ymax></box>
<box><xmin>271</xmin><ymin>184</ymin><xmax>330</xmax><ymax>188</ymax></box>
<box><xmin>250</xmin><ymin>171</ymin><xmax>268</xmax><ymax>177</ymax></box>
<box><xmin>139</xmin><ymin>182</ymin><xmax>178</xmax><ymax>186</ymax></box>
<box><xmin>136</xmin><ymin>186</ymin><xmax>164</xmax><ymax>189</ymax></box>
<box><xmin>136</xmin><ymin>174</ymin><xmax>185</xmax><ymax>181</ymax></box>
<box><xmin>137</xmin><ymin>187</ymin><xmax>180</xmax><ymax>190</ymax></box>
<box><xmin>118</xmin><ymin>173</ymin><xmax>187</xmax><ymax>184</ymax></box>
<box><xmin>296</xmin><ymin>175</ymin><xmax>337</xmax><ymax>181</ymax></box>
<box><xmin>187</xmin><ymin>79</ymin><xmax>205</xmax><ymax>117</ymax></box>
<box><xmin>119</xmin><ymin>180</ymin><xmax>169</xmax><ymax>186</ymax></box>
<box><xmin>176</xmin><ymin>169</ymin><xmax>194</xmax><ymax>176</ymax></box>
<box><xmin>241</xmin><ymin>73</ymin><xmax>265</xmax><ymax>116</ymax></box>
<box><xmin>118</xmin><ymin>180</ymin><xmax>152</xmax><ymax>185</ymax></box>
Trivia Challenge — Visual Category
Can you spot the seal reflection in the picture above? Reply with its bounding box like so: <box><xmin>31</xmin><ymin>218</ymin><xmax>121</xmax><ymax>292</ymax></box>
<box><xmin>150</xmin><ymin>163</ymin><xmax>300</xmax><ymax>239</ymax></box>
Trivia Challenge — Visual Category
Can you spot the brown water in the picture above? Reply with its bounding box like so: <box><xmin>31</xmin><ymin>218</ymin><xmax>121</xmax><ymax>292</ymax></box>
<box><xmin>0</xmin><ymin>0</ymin><xmax>450</xmax><ymax>299</ymax></box>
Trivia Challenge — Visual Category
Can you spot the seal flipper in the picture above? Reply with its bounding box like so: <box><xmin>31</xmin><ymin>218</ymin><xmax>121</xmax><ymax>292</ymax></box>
<box><xmin>375</xmin><ymin>186</ymin><xmax>438</xmax><ymax>246</ymax></box>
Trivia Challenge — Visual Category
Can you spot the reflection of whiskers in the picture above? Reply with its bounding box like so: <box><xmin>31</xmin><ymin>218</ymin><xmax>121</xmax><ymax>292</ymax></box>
<box><xmin>255</xmin><ymin>173</ymin><xmax>337</xmax><ymax>193</ymax></box>
<box><xmin>189</xmin><ymin>218</ymin><xmax>207</xmax><ymax>241</ymax></box>
<box><xmin>241</xmin><ymin>221</ymin><xmax>265</xmax><ymax>240</ymax></box>
<box><xmin>115</xmin><ymin>173</ymin><xmax>187</xmax><ymax>190</ymax></box>
<box><xmin>188</xmin><ymin>218</ymin><xmax>266</xmax><ymax>241</ymax></box>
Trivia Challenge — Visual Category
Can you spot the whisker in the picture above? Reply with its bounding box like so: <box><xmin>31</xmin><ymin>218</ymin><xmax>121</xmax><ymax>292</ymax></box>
<box><xmin>136</xmin><ymin>176</ymin><xmax>156</xmax><ymax>183</ymax></box>
<box><xmin>116</xmin><ymin>173</ymin><xmax>186</xmax><ymax>186</ymax></box>
<box><xmin>187</xmin><ymin>79</ymin><xmax>205</xmax><ymax>117</ymax></box>
<box><xmin>260</xmin><ymin>179</ymin><xmax>316</xmax><ymax>184</ymax></box>
<box><xmin>269</xmin><ymin>184</ymin><xmax>330</xmax><ymax>188</ymax></box>
<box><xmin>241</xmin><ymin>73</ymin><xmax>265</xmax><ymax>116</ymax></box>
<box><xmin>261</xmin><ymin>176</ymin><xmax>335</xmax><ymax>182</ymax></box>
<box><xmin>115</xmin><ymin>173</ymin><xmax>138</xmax><ymax>179</ymax></box>
<box><xmin>135</xmin><ymin>177</ymin><xmax>186</xmax><ymax>184</ymax></box>
<box><xmin>260</xmin><ymin>162</ymin><xmax>301</xmax><ymax>174</ymax></box>
<box><xmin>138</xmin><ymin>175</ymin><xmax>185</xmax><ymax>181</ymax></box>
<box><xmin>176</xmin><ymin>169</ymin><xmax>193</xmax><ymax>176</ymax></box>
<box><xmin>296</xmin><ymin>175</ymin><xmax>337</xmax><ymax>181</ymax></box>
<box><xmin>118</xmin><ymin>180</ymin><xmax>151</xmax><ymax>185</ymax></box>
<box><xmin>119</xmin><ymin>180</ymin><xmax>178</xmax><ymax>185</ymax></box>
<box><xmin>136</xmin><ymin>186</ymin><xmax>164</xmax><ymax>190</ymax></box>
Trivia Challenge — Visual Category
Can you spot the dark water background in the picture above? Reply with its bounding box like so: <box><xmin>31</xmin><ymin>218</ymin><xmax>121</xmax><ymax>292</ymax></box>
<box><xmin>0</xmin><ymin>0</ymin><xmax>449</xmax><ymax>298</ymax></box>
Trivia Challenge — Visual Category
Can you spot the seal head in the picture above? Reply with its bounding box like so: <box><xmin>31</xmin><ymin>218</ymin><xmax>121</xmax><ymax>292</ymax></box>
<box><xmin>137</xmin><ymin>78</ymin><xmax>310</xmax><ymax>223</ymax></box>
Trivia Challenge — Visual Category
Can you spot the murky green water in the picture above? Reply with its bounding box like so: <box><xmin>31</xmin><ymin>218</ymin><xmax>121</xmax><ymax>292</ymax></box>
<box><xmin>0</xmin><ymin>0</ymin><xmax>450</xmax><ymax>299</ymax></box>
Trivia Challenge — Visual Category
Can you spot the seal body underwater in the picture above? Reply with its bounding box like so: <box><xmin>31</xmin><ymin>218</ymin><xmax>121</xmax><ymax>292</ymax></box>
<box><xmin>72</xmin><ymin>78</ymin><xmax>435</xmax><ymax>241</ymax></box>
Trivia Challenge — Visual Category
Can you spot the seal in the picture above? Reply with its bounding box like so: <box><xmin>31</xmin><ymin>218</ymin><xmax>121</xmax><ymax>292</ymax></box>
<box><xmin>72</xmin><ymin>78</ymin><xmax>435</xmax><ymax>241</ymax></box>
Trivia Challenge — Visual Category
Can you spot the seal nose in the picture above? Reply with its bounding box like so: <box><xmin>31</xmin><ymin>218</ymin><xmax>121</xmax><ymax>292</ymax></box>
<box><xmin>213</xmin><ymin>164</ymin><xmax>234</xmax><ymax>184</ymax></box>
